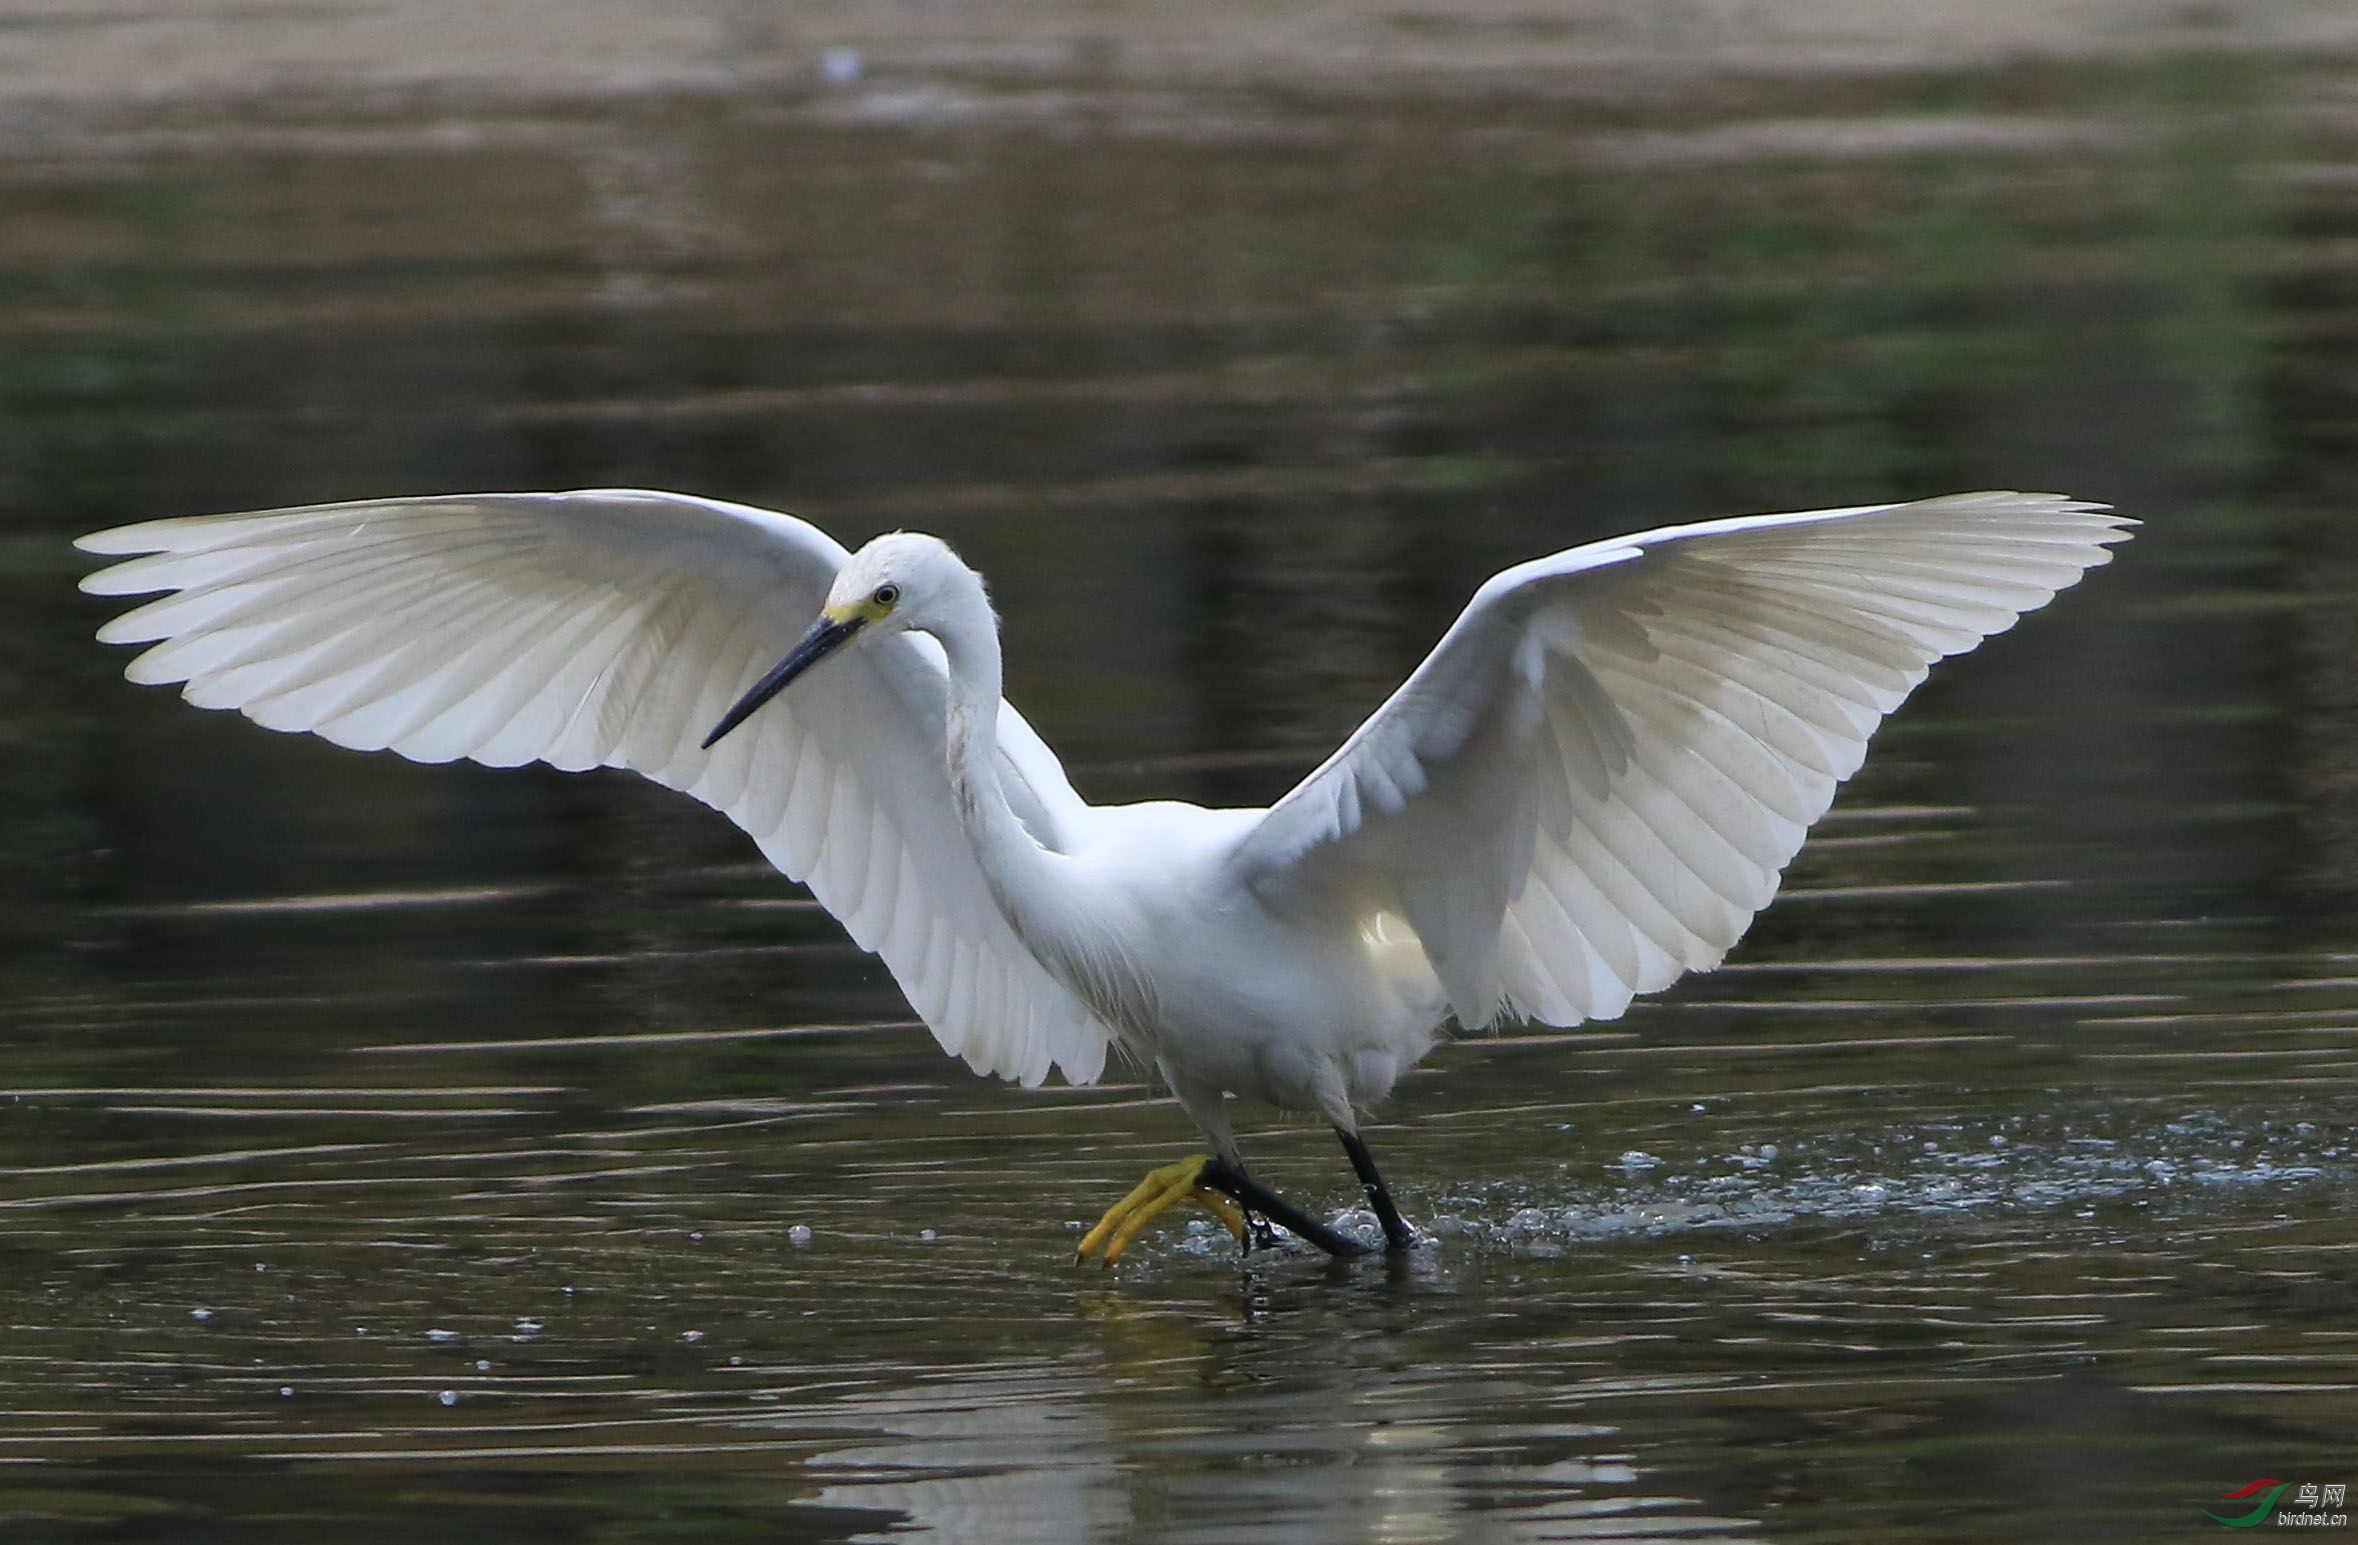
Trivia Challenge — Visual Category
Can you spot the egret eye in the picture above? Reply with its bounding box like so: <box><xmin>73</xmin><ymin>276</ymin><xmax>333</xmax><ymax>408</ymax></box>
<box><xmin>873</xmin><ymin>584</ymin><xmax>901</xmax><ymax>608</ymax></box>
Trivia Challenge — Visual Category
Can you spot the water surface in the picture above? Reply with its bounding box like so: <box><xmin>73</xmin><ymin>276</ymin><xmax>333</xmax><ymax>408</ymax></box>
<box><xmin>2</xmin><ymin>14</ymin><xmax>2355</xmax><ymax>1542</ymax></box>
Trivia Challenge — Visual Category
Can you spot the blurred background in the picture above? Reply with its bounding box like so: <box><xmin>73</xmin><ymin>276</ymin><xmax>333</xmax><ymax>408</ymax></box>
<box><xmin>2</xmin><ymin>3</ymin><xmax>2355</xmax><ymax>1541</ymax></box>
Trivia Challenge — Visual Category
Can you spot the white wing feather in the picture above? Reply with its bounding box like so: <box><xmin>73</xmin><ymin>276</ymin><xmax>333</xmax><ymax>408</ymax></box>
<box><xmin>77</xmin><ymin>489</ymin><xmax>1113</xmax><ymax>1087</ymax></box>
<box><xmin>1231</xmin><ymin>492</ymin><xmax>2133</xmax><ymax>1029</ymax></box>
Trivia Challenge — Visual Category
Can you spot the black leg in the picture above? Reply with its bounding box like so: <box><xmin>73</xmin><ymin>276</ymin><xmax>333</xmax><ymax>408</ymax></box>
<box><xmin>1336</xmin><ymin>1128</ymin><xmax>1418</xmax><ymax>1251</ymax></box>
<box><xmin>1199</xmin><ymin>1158</ymin><xmax>1372</xmax><ymax>1258</ymax></box>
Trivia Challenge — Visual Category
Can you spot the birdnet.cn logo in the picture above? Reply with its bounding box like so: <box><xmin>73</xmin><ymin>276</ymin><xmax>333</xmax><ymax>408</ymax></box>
<box><xmin>2207</xmin><ymin>1480</ymin><xmax>2349</xmax><ymax>1529</ymax></box>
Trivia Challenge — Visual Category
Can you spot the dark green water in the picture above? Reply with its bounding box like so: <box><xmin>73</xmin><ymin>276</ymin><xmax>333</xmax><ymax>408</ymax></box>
<box><xmin>3</xmin><ymin>31</ymin><xmax>2355</xmax><ymax>1544</ymax></box>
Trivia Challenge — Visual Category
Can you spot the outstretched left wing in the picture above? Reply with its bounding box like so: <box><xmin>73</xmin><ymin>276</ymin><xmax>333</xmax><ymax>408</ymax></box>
<box><xmin>1229</xmin><ymin>492</ymin><xmax>2132</xmax><ymax>1031</ymax></box>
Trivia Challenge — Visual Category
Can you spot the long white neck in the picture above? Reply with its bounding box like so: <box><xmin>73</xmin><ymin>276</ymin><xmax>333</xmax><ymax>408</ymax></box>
<box><xmin>931</xmin><ymin>585</ymin><xmax>1085</xmax><ymax>958</ymax></box>
<box><xmin>928</xmin><ymin>575</ymin><xmax>1155</xmax><ymax>1034</ymax></box>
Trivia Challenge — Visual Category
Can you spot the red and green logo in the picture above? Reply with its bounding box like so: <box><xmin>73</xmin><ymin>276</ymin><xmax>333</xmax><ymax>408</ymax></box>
<box><xmin>2208</xmin><ymin>1480</ymin><xmax>2289</xmax><ymax>1528</ymax></box>
<box><xmin>2208</xmin><ymin>1478</ymin><xmax>2350</xmax><ymax>1528</ymax></box>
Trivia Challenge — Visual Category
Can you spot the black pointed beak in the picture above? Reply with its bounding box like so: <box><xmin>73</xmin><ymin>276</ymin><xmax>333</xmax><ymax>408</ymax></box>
<box><xmin>701</xmin><ymin>612</ymin><xmax>864</xmax><ymax>750</ymax></box>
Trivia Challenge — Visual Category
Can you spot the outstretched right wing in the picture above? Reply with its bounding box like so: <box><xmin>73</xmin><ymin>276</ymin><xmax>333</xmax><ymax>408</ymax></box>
<box><xmin>78</xmin><ymin>489</ymin><xmax>1113</xmax><ymax>1087</ymax></box>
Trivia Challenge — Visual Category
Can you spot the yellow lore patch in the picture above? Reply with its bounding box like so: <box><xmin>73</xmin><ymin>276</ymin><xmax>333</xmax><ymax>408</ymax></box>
<box><xmin>825</xmin><ymin>594</ymin><xmax>896</xmax><ymax>627</ymax></box>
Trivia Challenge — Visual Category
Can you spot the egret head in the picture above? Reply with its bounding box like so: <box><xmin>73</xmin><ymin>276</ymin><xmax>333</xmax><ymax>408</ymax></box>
<box><xmin>701</xmin><ymin>532</ymin><xmax>970</xmax><ymax>749</ymax></box>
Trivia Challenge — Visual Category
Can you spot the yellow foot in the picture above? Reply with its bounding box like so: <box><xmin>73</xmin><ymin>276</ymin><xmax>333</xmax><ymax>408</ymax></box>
<box><xmin>1075</xmin><ymin>1155</ymin><xmax>1248</xmax><ymax>1267</ymax></box>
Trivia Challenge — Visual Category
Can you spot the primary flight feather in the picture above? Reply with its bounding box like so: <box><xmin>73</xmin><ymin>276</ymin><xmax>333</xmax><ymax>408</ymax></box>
<box><xmin>78</xmin><ymin>489</ymin><xmax>2130</xmax><ymax>1261</ymax></box>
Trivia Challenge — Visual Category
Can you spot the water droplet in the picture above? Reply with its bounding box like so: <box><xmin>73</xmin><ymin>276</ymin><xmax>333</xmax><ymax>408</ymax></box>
<box><xmin>821</xmin><ymin>47</ymin><xmax>863</xmax><ymax>84</ymax></box>
<box><xmin>438</xmin><ymin>1390</ymin><xmax>458</xmax><ymax>1407</ymax></box>
<box><xmin>918</xmin><ymin>1228</ymin><xmax>936</xmax><ymax>1242</ymax></box>
<box><xmin>190</xmin><ymin>1308</ymin><xmax>212</xmax><ymax>1321</ymax></box>
<box><xmin>788</xmin><ymin>1224</ymin><xmax>813</xmax><ymax>1247</ymax></box>
<box><xmin>279</xmin><ymin>1386</ymin><xmax>293</xmax><ymax>1398</ymax></box>
<box><xmin>475</xmin><ymin>1359</ymin><xmax>491</xmax><ymax>1371</ymax></box>
<box><xmin>681</xmin><ymin>1329</ymin><xmax>704</xmax><ymax>1343</ymax></box>
<box><xmin>427</xmin><ymin>1328</ymin><xmax>458</xmax><ymax>1343</ymax></box>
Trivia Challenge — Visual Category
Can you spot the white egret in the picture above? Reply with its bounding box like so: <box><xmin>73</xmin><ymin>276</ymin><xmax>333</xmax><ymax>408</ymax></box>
<box><xmin>77</xmin><ymin>490</ymin><xmax>2129</xmax><ymax>1263</ymax></box>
